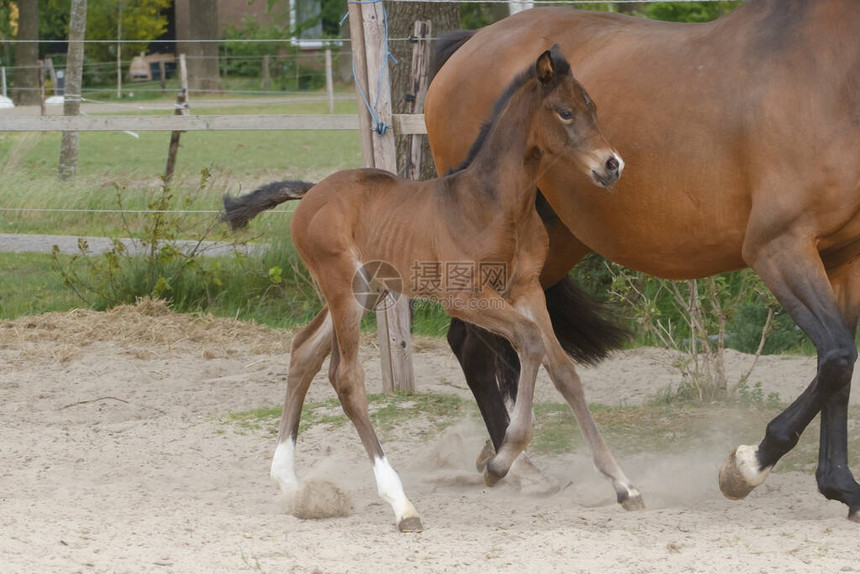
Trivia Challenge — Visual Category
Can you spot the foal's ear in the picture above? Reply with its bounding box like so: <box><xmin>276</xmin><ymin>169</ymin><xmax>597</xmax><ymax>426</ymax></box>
<box><xmin>536</xmin><ymin>44</ymin><xmax>566</xmax><ymax>85</ymax></box>
<box><xmin>536</xmin><ymin>49</ymin><xmax>556</xmax><ymax>85</ymax></box>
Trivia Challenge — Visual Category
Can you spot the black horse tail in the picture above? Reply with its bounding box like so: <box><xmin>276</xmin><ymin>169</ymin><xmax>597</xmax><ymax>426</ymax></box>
<box><xmin>546</xmin><ymin>275</ymin><xmax>630</xmax><ymax>366</ymax></box>
<box><xmin>493</xmin><ymin>276</ymin><xmax>629</xmax><ymax>416</ymax></box>
<box><xmin>221</xmin><ymin>180</ymin><xmax>314</xmax><ymax>230</ymax></box>
<box><xmin>430</xmin><ymin>30</ymin><xmax>476</xmax><ymax>81</ymax></box>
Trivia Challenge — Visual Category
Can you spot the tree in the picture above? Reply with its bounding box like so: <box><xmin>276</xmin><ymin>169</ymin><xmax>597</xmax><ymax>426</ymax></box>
<box><xmin>39</xmin><ymin>0</ymin><xmax>170</xmax><ymax>58</ymax></box>
<box><xmin>13</xmin><ymin>0</ymin><xmax>39</xmax><ymax>105</ymax></box>
<box><xmin>645</xmin><ymin>2</ymin><xmax>742</xmax><ymax>22</ymax></box>
<box><xmin>186</xmin><ymin>0</ymin><xmax>221</xmax><ymax>92</ymax></box>
<box><xmin>387</xmin><ymin>1</ymin><xmax>459</xmax><ymax>179</ymax></box>
<box><xmin>0</xmin><ymin>0</ymin><xmax>16</xmax><ymax>67</ymax></box>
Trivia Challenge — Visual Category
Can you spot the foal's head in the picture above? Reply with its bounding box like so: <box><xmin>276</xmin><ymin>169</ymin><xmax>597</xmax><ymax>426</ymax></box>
<box><xmin>531</xmin><ymin>45</ymin><xmax>622</xmax><ymax>188</ymax></box>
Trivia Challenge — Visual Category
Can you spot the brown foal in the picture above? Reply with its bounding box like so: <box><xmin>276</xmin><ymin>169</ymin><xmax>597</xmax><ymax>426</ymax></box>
<box><xmin>223</xmin><ymin>46</ymin><xmax>640</xmax><ymax>532</ymax></box>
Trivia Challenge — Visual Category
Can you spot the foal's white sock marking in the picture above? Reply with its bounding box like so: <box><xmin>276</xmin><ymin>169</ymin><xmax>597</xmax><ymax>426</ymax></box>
<box><xmin>734</xmin><ymin>444</ymin><xmax>771</xmax><ymax>486</ymax></box>
<box><xmin>271</xmin><ymin>438</ymin><xmax>298</xmax><ymax>494</ymax></box>
<box><xmin>372</xmin><ymin>456</ymin><xmax>418</xmax><ymax>522</ymax></box>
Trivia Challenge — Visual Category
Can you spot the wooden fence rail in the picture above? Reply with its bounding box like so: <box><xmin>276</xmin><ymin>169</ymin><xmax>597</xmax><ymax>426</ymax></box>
<box><xmin>0</xmin><ymin>113</ymin><xmax>427</xmax><ymax>134</ymax></box>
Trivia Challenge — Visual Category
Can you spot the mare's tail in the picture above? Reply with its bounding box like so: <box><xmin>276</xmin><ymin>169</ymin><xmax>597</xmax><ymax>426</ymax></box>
<box><xmin>430</xmin><ymin>30</ymin><xmax>476</xmax><ymax>80</ymax></box>
<box><xmin>221</xmin><ymin>180</ymin><xmax>314</xmax><ymax>230</ymax></box>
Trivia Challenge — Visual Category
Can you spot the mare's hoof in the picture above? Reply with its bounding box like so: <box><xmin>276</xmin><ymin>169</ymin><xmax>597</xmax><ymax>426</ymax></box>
<box><xmin>475</xmin><ymin>440</ymin><xmax>494</xmax><ymax>472</ymax></box>
<box><xmin>848</xmin><ymin>508</ymin><xmax>860</xmax><ymax>524</ymax></box>
<box><xmin>719</xmin><ymin>446</ymin><xmax>770</xmax><ymax>500</ymax></box>
<box><xmin>398</xmin><ymin>516</ymin><xmax>423</xmax><ymax>533</ymax></box>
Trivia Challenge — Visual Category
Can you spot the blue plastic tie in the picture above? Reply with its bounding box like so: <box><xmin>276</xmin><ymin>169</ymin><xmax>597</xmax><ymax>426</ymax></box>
<box><xmin>343</xmin><ymin>0</ymin><xmax>394</xmax><ymax>137</ymax></box>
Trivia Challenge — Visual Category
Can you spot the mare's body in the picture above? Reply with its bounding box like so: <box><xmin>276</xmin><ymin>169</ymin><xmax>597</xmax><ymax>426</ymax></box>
<box><xmin>424</xmin><ymin>0</ymin><xmax>860</xmax><ymax>518</ymax></box>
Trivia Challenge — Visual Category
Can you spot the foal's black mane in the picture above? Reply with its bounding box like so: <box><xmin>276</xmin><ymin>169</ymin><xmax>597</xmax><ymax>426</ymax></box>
<box><xmin>446</xmin><ymin>68</ymin><xmax>533</xmax><ymax>176</ymax></box>
<box><xmin>446</xmin><ymin>52</ymin><xmax>570</xmax><ymax>176</ymax></box>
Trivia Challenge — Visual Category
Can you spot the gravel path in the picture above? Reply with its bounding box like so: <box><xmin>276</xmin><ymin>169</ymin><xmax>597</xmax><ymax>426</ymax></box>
<box><xmin>0</xmin><ymin>233</ymin><xmax>255</xmax><ymax>257</ymax></box>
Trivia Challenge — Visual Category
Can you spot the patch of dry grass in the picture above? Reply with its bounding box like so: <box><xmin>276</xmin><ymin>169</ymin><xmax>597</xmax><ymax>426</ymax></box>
<box><xmin>0</xmin><ymin>297</ymin><xmax>293</xmax><ymax>359</ymax></box>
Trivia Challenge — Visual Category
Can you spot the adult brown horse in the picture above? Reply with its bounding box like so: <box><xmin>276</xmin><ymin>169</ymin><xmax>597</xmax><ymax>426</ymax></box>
<box><xmin>424</xmin><ymin>0</ymin><xmax>860</xmax><ymax>520</ymax></box>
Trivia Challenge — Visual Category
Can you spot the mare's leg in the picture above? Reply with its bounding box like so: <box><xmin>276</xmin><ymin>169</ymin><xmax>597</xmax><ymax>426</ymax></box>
<box><xmin>447</xmin><ymin>319</ymin><xmax>513</xmax><ymax>451</ymax></box>
<box><xmin>323</xmin><ymin>282</ymin><xmax>421</xmax><ymax>532</ymax></box>
<box><xmin>271</xmin><ymin>307</ymin><xmax>333</xmax><ymax>494</ymax></box>
<box><xmin>515</xmin><ymin>285</ymin><xmax>643</xmax><ymax>510</ymax></box>
<box><xmin>720</xmin><ymin>236</ymin><xmax>859</xmax><ymax>518</ymax></box>
<box><xmin>448</xmin><ymin>294</ymin><xmax>546</xmax><ymax>486</ymax></box>
<box><xmin>815</xmin><ymin>260</ymin><xmax>860</xmax><ymax>521</ymax></box>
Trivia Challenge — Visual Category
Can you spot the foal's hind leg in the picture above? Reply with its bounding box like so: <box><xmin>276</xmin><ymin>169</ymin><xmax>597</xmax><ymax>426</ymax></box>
<box><xmin>516</xmin><ymin>285</ymin><xmax>643</xmax><ymax>510</ymax></box>
<box><xmin>720</xmin><ymin>235</ymin><xmax>858</xmax><ymax>518</ymax></box>
<box><xmin>270</xmin><ymin>307</ymin><xmax>332</xmax><ymax>494</ymax></box>
<box><xmin>323</xmin><ymin>286</ymin><xmax>422</xmax><ymax>532</ymax></box>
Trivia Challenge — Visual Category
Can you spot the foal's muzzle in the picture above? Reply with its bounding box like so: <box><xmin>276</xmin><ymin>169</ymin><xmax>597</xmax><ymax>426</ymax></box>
<box><xmin>591</xmin><ymin>153</ymin><xmax>624</xmax><ymax>188</ymax></box>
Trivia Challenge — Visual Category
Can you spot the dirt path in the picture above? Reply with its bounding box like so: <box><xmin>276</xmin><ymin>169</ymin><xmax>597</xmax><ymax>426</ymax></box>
<box><xmin>2</xmin><ymin>302</ymin><xmax>858</xmax><ymax>573</ymax></box>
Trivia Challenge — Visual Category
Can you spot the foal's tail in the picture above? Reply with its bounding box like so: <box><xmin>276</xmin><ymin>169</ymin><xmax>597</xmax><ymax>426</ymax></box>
<box><xmin>221</xmin><ymin>180</ymin><xmax>314</xmax><ymax>230</ymax></box>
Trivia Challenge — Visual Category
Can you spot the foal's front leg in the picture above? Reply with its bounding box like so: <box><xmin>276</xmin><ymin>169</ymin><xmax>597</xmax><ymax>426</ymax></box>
<box><xmin>448</xmin><ymin>293</ymin><xmax>546</xmax><ymax>486</ymax></box>
<box><xmin>515</xmin><ymin>286</ymin><xmax>644</xmax><ymax>510</ymax></box>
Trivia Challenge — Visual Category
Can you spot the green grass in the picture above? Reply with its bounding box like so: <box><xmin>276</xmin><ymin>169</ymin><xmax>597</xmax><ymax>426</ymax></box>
<box><xmin>225</xmin><ymin>392</ymin><xmax>860</xmax><ymax>477</ymax></box>
<box><xmin>531</xmin><ymin>401</ymin><xmax>860</xmax><ymax>474</ymax></box>
<box><xmin>0</xmin><ymin>252</ymin><xmax>83</xmax><ymax>318</ymax></box>
<box><xmin>0</xmin><ymin>97</ymin><xmax>361</xmax><ymax>238</ymax></box>
<box><xmin>226</xmin><ymin>391</ymin><xmax>468</xmax><ymax>437</ymax></box>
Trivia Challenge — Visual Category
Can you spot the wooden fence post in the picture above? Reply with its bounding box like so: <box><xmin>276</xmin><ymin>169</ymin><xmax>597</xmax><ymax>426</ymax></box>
<box><xmin>349</xmin><ymin>3</ymin><xmax>415</xmax><ymax>394</ymax></box>
<box><xmin>325</xmin><ymin>48</ymin><xmax>334</xmax><ymax>115</ymax></box>
<box><xmin>159</xmin><ymin>60</ymin><xmax>167</xmax><ymax>96</ymax></box>
<box><xmin>164</xmin><ymin>54</ymin><xmax>190</xmax><ymax>181</ymax></box>
<box><xmin>404</xmin><ymin>20</ymin><xmax>431</xmax><ymax>182</ymax></box>
<box><xmin>37</xmin><ymin>60</ymin><xmax>46</xmax><ymax>116</ymax></box>
<box><xmin>58</xmin><ymin>0</ymin><xmax>88</xmax><ymax>181</ymax></box>
<box><xmin>45</xmin><ymin>58</ymin><xmax>59</xmax><ymax>96</ymax></box>
<box><xmin>262</xmin><ymin>54</ymin><xmax>271</xmax><ymax>92</ymax></box>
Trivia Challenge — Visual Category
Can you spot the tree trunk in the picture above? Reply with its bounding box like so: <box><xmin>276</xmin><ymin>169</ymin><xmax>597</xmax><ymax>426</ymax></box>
<box><xmin>187</xmin><ymin>0</ymin><xmax>221</xmax><ymax>92</ymax></box>
<box><xmin>58</xmin><ymin>0</ymin><xmax>88</xmax><ymax>181</ymax></box>
<box><xmin>387</xmin><ymin>1</ymin><xmax>460</xmax><ymax>179</ymax></box>
<box><xmin>13</xmin><ymin>0</ymin><xmax>40</xmax><ymax>105</ymax></box>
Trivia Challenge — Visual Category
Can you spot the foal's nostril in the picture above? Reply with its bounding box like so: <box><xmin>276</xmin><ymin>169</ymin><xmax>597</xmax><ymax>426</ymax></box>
<box><xmin>606</xmin><ymin>156</ymin><xmax>619</xmax><ymax>174</ymax></box>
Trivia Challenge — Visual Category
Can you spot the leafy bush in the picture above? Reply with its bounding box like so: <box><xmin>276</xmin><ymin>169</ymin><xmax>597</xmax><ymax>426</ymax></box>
<box><xmin>645</xmin><ymin>2</ymin><xmax>742</xmax><ymax>22</ymax></box>
<box><xmin>52</xmin><ymin>171</ymin><xmax>227</xmax><ymax>311</ymax></box>
<box><xmin>219</xmin><ymin>16</ymin><xmax>329</xmax><ymax>91</ymax></box>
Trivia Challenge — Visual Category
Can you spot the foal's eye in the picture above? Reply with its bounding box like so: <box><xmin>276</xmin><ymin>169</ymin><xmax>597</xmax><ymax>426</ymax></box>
<box><xmin>558</xmin><ymin>109</ymin><xmax>574</xmax><ymax>121</ymax></box>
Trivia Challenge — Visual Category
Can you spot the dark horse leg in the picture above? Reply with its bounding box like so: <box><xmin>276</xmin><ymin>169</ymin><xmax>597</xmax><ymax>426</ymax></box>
<box><xmin>814</xmin><ymin>262</ymin><xmax>860</xmax><ymax>519</ymax></box>
<box><xmin>448</xmin><ymin>274</ymin><xmax>629</xmax><ymax>477</ymax></box>
<box><xmin>720</xmin><ymin>238</ymin><xmax>859</xmax><ymax>520</ymax></box>
<box><xmin>447</xmin><ymin>318</ymin><xmax>516</xmax><ymax>453</ymax></box>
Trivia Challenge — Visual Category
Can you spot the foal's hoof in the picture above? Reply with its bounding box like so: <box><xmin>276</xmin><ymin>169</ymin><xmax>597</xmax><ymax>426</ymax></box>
<box><xmin>848</xmin><ymin>507</ymin><xmax>860</xmax><ymax>524</ymax></box>
<box><xmin>475</xmin><ymin>440</ymin><xmax>494</xmax><ymax>472</ymax></box>
<box><xmin>508</xmin><ymin>454</ymin><xmax>561</xmax><ymax>497</ymax></box>
<box><xmin>619</xmin><ymin>490</ymin><xmax>646</xmax><ymax>511</ymax></box>
<box><xmin>719</xmin><ymin>445</ymin><xmax>770</xmax><ymax>500</ymax></box>
<box><xmin>483</xmin><ymin>462</ymin><xmax>508</xmax><ymax>487</ymax></box>
<box><xmin>398</xmin><ymin>516</ymin><xmax>423</xmax><ymax>533</ymax></box>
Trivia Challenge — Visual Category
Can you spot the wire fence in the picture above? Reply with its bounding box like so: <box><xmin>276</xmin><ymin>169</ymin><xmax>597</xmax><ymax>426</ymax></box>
<box><xmin>1</xmin><ymin>0</ymin><xmax>741</xmax><ymax>220</ymax></box>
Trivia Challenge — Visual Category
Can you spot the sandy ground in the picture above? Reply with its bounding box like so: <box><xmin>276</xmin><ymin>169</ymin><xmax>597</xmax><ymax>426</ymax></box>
<box><xmin>2</xmin><ymin>301</ymin><xmax>859</xmax><ymax>573</ymax></box>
